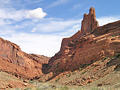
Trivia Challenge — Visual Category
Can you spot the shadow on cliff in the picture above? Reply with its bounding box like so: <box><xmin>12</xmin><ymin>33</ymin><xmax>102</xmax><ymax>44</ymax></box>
<box><xmin>41</xmin><ymin>60</ymin><xmax>95</xmax><ymax>81</ymax></box>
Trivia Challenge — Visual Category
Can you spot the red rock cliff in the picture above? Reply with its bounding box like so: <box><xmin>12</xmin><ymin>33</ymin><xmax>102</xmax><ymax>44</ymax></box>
<box><xmin>46</xmin><ymin>7</ymin><xmax>120</xmax><ymax>77</ymax></box>
<box><xmin>0</xmin><ymin>37</ymin><xmax>49</xmax><ymax>79</ymax></box>
<box><xmin>48</xmin><ymin>7</ymin><xmax>99</xmax><ymax>65</ymax></box>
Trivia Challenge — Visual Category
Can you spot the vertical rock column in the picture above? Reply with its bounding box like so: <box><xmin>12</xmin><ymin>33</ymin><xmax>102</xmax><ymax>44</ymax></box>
<box><xmin>81</xmin><ymin>7</ymin><xmax>99</xmax><ymax>35</ymax></box>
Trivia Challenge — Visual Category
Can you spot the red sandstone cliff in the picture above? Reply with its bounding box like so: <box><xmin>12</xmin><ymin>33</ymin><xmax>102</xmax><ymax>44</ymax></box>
<box><xmin>0</xmin><ymin>38</ymin><xmax>49</xmax><ymax>79</ymax></box>
<box><xmin>1</xmin><ymin>7</ymin><xmax>120</xmax><ymax>89</ymax></box>
<box><xmin>45</xmin><ymin>7</ymin><xmax>120</xmax><ymax>77</ymax></box>
<box><xmin>0</xmin><ymin>7</ymin><xmax>120</xmax><ymax>86</ymax></box>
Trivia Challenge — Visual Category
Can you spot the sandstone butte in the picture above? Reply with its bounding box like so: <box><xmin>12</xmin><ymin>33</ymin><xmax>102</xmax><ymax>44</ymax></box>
<box><xmin>44</xmin><ymin>7</ymin><xmax>120</xmax><ymax>77</ymax></box>
<box><xmin>0</xmin><ymin>7</ymin><xmax>120</xmax><ymax>83</ymax></box>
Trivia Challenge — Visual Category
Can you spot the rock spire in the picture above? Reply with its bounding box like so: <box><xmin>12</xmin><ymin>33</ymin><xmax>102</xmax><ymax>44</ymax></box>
<box><xmin>81</xmin><ymin>7</ymin><xmax>99</xmax><ymax>34</ymax></box>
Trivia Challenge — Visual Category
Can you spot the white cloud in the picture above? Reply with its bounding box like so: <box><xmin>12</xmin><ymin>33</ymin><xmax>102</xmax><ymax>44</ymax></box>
<box><xmin>0</xmin><ymin>19</ymin><xmax>10</xmax><ymax>25</ymax></box>
<box><xmin>0</xmin><ymin>9</ymin><xmax>24</xmax><ymax>20</ymax></box>
<box><xmin>3</xmin><ymin>33</ymin><xmax>63</xmax><ymax>57</ymax></box>
<box><xmin>0</xmin><ymin>18</ymin><xmax>81</xmax><ymax>57</ymax></box>
<box><xmin>47</xmin><ymin>0</ymin><xmax>69</xmax><ymax>8</ymax></box>
<box><xmin>0</xmin><ymin>0</ymin><xmax>120</xmax><ymax>57</ymax></box>
<box><xmin>27</xmin><ymin>8</ymin><xmax>47</xmax><ymax>19</ymax></box>
<box><xmin>0</xmin><ymin>16</ymin><xmax>120</xmax><ymax>57</ymax></box>
<box><xmin>0</xmin><ymin>8</ymin><xmax>47</xmax><ymax>21</ymax></box>
<box><xmin>0</xmin><ymin>0</ymin><xmax>11</xmax><ymax>8</ymax></box>
<box><xmin>31</xmin><ymin>19</ymin><xmax>81</xmax><ymax>33</ymax></box>
<box><xmin>97</xmin><ymin>16</ymin><xmax>120</xmax><ymax>26</ymax></box>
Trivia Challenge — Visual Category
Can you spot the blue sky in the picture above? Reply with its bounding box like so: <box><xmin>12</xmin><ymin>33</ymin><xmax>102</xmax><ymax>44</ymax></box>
<box><xmin>0</xmin><ymin>0</ymin><xmax>120</xmax><ymax>56</ymax></box>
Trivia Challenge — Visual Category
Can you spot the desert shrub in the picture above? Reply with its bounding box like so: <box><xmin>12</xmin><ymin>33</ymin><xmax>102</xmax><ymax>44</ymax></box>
<box><xmin>115</xmin><ymin>53</ymin><xmax>120</xmax><ymax>58</ymax></box>
<box><xmin>112</xmin><ymin>35</ymin><xmax>116</xmax><ymax>37</ymax></box>
<box><xmin>103</xmin><ymin>57</ymin><xmax>109</xmax><ymax>61</ymax></box>
<box><xmin>79</xmin><ymin>67</ymin><xmax>82</xmax><ymax>71</ymax></box>
<box><xmin>29</xmin><ymin>80</ymin><xmax>35</xmax><ymax>84</ymax></box>
<box><xmin>80</xmin><ymin>64</ymin><xmax>91</xmax><ymax>68</ymax></box>
<box><xmin>81</xmin><ymin>71</ymin><xmax>86</xmax><ymax>74</ymax></box>
<box><xmin>55</xmin><ymin>77</ymin><xmax>60</xmax><ymax>82</ymax></box>
<box><xmin>66</xmin><ymin>74</ymin><xmax>71</xmax><ymax>77</ymax></box>
<box><xmin>111</xmin><ymin>53</ymin><xmax>120</xmax><ymax>60</ymax></box>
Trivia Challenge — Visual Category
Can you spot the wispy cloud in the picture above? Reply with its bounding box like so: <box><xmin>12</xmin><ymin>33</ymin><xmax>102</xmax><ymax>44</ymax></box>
<box><xmin>3</xmin><ymin>33</ymin><xmax>63</xmax><ymax>57</ymax></box>
<box><xmin>0</xmin><ymin>17</ymin><xmax>81</xmax><ymax>56</ymax></box>
<box><xmin>0</xmin><ymin>16</ymin><xmax>120</xmax><ymax>57</ymax></box>
<box><xmin>72</xmin><ymin>4</ymin><xmax>82</xmax><ymax>10</ymax></box>
<box><xmin>0</xmin><ymin>8</ymin><xmax>47</xmax><ymax>21</ymax></box>
<box><xmin>0</xmin><ymin>0</ymin><xmax>44</xmax><ymax>9</ymax></box>
<box><xmin>0</xmin><ymin>17</ymin><xmax>119</xmax><ymax>56</ymax></box>
<box><xmin>47</xmin><ymin>0</ymin><xmax>69</xmax><ymax>8</ymax></box>
<box><xmin>2</xmin><ymin>22</ymin><xmax>81</xmax><ymax>57</ymax></box>
<box><xmin>0</xmin><ymin>0</ymin><xmax>120</xmax><ymax>57</ymax></box>
<box><xmin>97</xmin><ymin>16</ymin><xmax>120</xmax><ymax>26</ymax></box>
<box><xmin>31</xmin><ymin>19</ymin><xmax>81</xmax><ymax>33</ymax></box>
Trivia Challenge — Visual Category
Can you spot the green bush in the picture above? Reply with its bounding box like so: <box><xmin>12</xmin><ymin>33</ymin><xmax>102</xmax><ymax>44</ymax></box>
<box><xmin>103</xmin><ymin>57</ymin><xmax>109</xmax><ymax>61</ymax></box>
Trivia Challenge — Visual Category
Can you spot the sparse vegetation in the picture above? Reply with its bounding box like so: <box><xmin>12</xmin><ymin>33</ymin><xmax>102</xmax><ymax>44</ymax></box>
<box><xmin>59</xmin><ymin>86</ymin><xmax>69</xmax><ymax>90</ymax></box>
<box><xmin>79</xmin><ymin>67</ymin><xmax>82</xmax><ymax>71</ymax></box>
<box><xmin>55</xmin><ymin>77</ymin><xmax>60</xmax><ymax>82</ymax></box>
<box><xmin>112</xmin><ymin>35</ymin><xmax>116</xmax><ymax>37</ymax></box>
<box><xmin>103</xmin><ymin>56</ymin><xmax>109</xmax><ymax>61</ymax></box>
<box><xmin>66</xmin><ymin>74</ymin><xmax>71</xmax><ymax>77</ymax></box>
<box><xmin>81</xmin><ymin>71</ymin><xmax>86</xmax><ymax>74</ymax></box>
<box><xmin>111</xmin><ymin>33</ymin><xmax>120</xmax><ymax>37</ymax></box>
<box><xmin>110</xmin><ymin>53</ymin><xmax>120</xmax><ymax>60</ymax></box>
<box><xmin>115</xmin><ymin>53</ymin><xmax>120</xmax><ymax>58</ymax></box>
<box><xmin>29</xmin><ymin>80</ymin><xmax>34</xmax><ymax>84</ymax></box>
<box><xmin>24</xmin><ymin>88</ymin><xmax>31</xmax><ymax>90</ymax></box>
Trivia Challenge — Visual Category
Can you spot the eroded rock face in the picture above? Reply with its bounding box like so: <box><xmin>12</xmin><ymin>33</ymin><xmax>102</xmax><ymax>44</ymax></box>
<box><xmin>48</xmin><ymin>7</ymin><xmax>99</xmax><ymax>67</ymax></box>
<box><xmin>0</xmin><ymin>38</ymin><xmax>49</xmax><ymax>79</ymax></box>
<box><xmin>45</xmin><ymin>7</ymin><xmax>120</xmax><ymax>77</ymax></box>
<box><xmin>81</xmin><ymin>7</ymin><xmax>99</xmax><ymax>35</ymax></box>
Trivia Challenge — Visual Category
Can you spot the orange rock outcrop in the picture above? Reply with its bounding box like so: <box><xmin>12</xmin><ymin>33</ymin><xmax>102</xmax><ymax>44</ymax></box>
<box><xmin>81</xmin><ymin>7</ymin><xmax>99</xmax><ymax>34</ymax></box>
<box><xmin>45</xmin><ymin>7</ymin><xmax>120</xmax><ymax>76</ymax></box>
<box><xmin>0</xmin><ymin>38</ymin><xmax>49</xmax><ymax>79</ymax></box>
<box><xmin>0</xmin><ymin>7</ymin><xmax>120</xmax><ymax>84</ymax></box>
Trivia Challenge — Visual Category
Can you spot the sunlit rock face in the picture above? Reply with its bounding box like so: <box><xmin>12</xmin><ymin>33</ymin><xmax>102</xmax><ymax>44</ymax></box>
<box><xmin>81</xmin><ymin>7</ymin><xmax>99</xmax><ymax>35</ymax></box>
<box><xmin>46</xmin><ymin>7</ymin><xmax>120</xmax><ymax>77</ymax></box>
<box><xmin>0</xmin><ymin>37</ymin><xmax>49</xmax><ymax>79</ymax></box>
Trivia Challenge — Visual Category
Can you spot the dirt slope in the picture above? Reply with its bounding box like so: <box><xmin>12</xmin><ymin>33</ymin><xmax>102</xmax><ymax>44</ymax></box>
<box><xmin>0</xmin><ymin>71</ymin><xmax>31</xmax><ymax>89</ymax></box>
